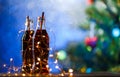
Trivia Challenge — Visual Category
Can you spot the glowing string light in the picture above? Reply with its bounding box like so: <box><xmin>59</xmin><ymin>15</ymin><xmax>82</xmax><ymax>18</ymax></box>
<box><xmin>60</xmin><ymin>73</ymin><xmax>64</xmax><ymax>76</ymax></box>
<box><xmin>54</xmin><ymin>59</ymin><xmax>58</xmax><ymax>64</ymax></box>
<box><xmin>37</xmin><ymin>57</ymin><xmax>41</xmax><ymax>61</ymax></box>
<box><xmin>10</xmin><ymin>58</ymin><xmax>13</xmax><ymax>62</ymax></box>
<box><xmin>7</xmin><ymin>71</ymin><xmax>11</xmax><ymax>74</ymax></box>
<box><xmin>55</xmin><ymin>65</ymin><xmax>59</xmax><ymax>69</ymax></box>
<box><xmin>37</xmin><ymin>41</ymin><xmax>41</xmax><ymax>44</ymax></box>
<box><xmin>14</xmin><ymin>73</ymin><xmax>18</xmax><ymax>76</ymax></box>
<box><xmin>49</xmin><ymin>68</ymin><xmax>52</xmax><ymax>72</ymax></box>
<box><xmin>69</xmin><ymin>73</ymin><xmax>73</xmax><ymax>76</ymax></box>
<box><xmin>68</xmin><ymin>69</ymin><xmax>73</xmax><ymax>73</ymax></box>
<box><xmin>3</xmin><ymin>64</ymin><xmax>6</xmax><ymax>67</ymax></box>
<box><xmin>22</xmin><ymin>73</ymin><xmax>26</xmax><ymax>76</ymax></box>
<box><xmin>49</xmin><ymin>54</ymin><xmax>54</xmax><ymax>57</ymax></box>
<box><xmin>46</xmin><ymin>65</ymin><xmax>49</xmax><ymax>68</ymax></box>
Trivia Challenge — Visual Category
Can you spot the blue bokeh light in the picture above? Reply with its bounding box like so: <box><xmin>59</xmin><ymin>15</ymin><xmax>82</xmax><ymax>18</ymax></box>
<box><xmin>112</xmin><ymin>28</ymin><xmax>120</xmax><ymax>37</ymax></box>
<box><xmin>86</xmin><ymin>68</ymin><xmax>92</xmax><ymax>73</ymax></box>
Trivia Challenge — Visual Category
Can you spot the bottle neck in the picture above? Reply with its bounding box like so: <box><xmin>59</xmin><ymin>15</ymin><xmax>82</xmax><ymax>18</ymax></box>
<box><xmin>36</xmin><ymin>20</ymin><xmax>41</xmax><ymax>30</ymax></box>
<box><xmin>41</xmin><ymin>19</ymin><xmax>46</xmax><ymax>30</ymax></box>
<box><xmin>36</xmin><ymin>18</ymin><xmax>46</xmax><ymax>30</ymax></box>
<box><xmin>25</xmin><ymin>17</ymin><xmax>34</xmax><ymax>31</ymax></box>
<box><xmin>25</xmin><ymin>24</ymin><xmax>34</xmax><ymax>31</ymax></box>
<box><xmin>30</xmin><ymin>21</ymin><xmax>34</xmax><ymax>30</ymax></box>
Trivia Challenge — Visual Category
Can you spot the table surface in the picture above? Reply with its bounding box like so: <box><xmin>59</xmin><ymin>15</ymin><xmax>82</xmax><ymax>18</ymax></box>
<box><xmin>0</xmin><ymin>72</ymin><xmax>120</xmax><ymax>77</ymax></box>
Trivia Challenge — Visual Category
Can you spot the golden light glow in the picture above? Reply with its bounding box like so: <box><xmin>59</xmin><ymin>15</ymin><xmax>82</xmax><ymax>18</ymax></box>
<box><xmin>36</xmin><ymin>62</ymin><xmax>39</xmax><ymax>65</ymax></box>
<box><xmin>14</xmin><ymin>73</ymin><xmax>18</xmax><ymax>76</ymax></box>
<box><xmin>29</xmin><ymin>64</ymin><xmax>32</xmax><ymax>66</ymax></box>
<box><xmin>46</xmin><ymin>65</ymin><xmax>49</xmax><ymax>68</ymax></box>
<box><xmin>37</xmin><ymin>57</ymin><xmax>41</xmax><ymax>61</ymax></box>
<box><xmin>36</xmin><ymin>45</ymin><xmax>39</xmax><ymax>48</ymax></box>
<box><xmin>37</xmin><ymin>41</ymin><xmax>41</xmax><ymax>44</ymax></box>
<box><xmin>60</xmin><ymin>73</ymin><xmax>64</xmax><ymax>76</ymax></box>
<box><xmin>29</xmin><ymin>74</ymin><xmax>32</xmax><ymax>76</ymax></box>
<box><xmin>69</xmin><ymin>69</ymin><xmax>73</xmax><ymax>73</ymax></box>
<box><xmin>22</xmin><ymin>73</ymin><xmax>26</xmax><ymax>76</ymax></box>
<box><xmin>42</xmin><ymin>35</ymin><xmax>45</xmax><ymax>38</ymax></box>
<box><xmin>69</xmin><ymin>73</ymin><xmax>73</xmax><ymax>76</ymax></box>
<box><xmin>80</xmin><ymin>67</ymin><xmax>86</xmax><ymax>73</ymax></box>
<box><xmin>30</xmin><ymin>68</ymin><xmax>32</xmax><ymax>71</ymax></box>
<box><xmin>36</xmin><ymin>74</ymin><xmax>40</xmax><ymax>76</ymax></box>
<box><xmin>22</xmin><ymin>68</ymin><xmax>24</xmax><ymax>71</ymax></box>
<box><xmin>36</xmin><ymin>67</ymin><xmax>39</xmax><ymax>70</ymax></box>
<box><xmin>29</xmin><ymin>48</ymin><xmax>31</xmax><ymax>50</ymax></box>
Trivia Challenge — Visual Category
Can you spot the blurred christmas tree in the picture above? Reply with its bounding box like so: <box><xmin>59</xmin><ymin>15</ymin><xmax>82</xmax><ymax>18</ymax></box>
<box><xmin>66</xmin><ymin>0</ymin><xmax>120</xmax><ymax>73</ymax></box>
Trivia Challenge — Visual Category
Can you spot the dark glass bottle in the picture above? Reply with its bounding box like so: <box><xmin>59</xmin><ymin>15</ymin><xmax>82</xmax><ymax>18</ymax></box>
<box><xmin>22</xmin><ymin>16</ymin><xmax>34</xmax><ymax>73</ymax></box>
<box><xmin>34</xmin><ymin>12</ymin><xmax>49</xmax><ymax>74</ymax></box>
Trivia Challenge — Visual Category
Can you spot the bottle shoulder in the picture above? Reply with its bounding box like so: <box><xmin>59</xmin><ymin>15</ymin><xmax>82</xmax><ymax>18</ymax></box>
<box><xmin>35</xmin><ymin>29</ymin><xmax>48</xmax><ymax>35</ymax></box>
<box><xmin>22</xmin><ymin>30</ymin><xmax>34</xmax><ymax>40</ymax></box>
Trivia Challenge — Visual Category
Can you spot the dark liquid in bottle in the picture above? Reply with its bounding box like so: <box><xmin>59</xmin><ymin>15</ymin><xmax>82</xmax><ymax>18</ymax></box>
<box><xmin>22</xmin><ymin>30</ymin><xmax>34</xmax><ymax>73</ymax></box>
<box><xmin>34</xmin><ymin>29</ymin><xmax>49</xmax><ymax>74</ymax></box>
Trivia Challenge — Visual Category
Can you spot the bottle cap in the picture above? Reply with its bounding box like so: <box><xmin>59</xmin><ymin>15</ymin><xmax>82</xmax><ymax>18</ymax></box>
<box><xmin>25</xmin><ymin>16</ymin><xmax>30</xmax><ymax>26</ymax></box>
<box><xmin>37</xmin><ymin>16</ymin><xmax>41</xmax><ymax>23</ymax></box>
